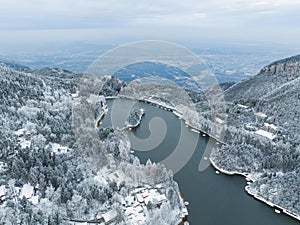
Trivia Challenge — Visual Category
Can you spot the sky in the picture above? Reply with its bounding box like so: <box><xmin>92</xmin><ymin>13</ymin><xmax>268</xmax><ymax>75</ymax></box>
<box><xmin>1</xmin><ymin>0</ymin><xmax>300</xmax><ymax>48</ymax></box>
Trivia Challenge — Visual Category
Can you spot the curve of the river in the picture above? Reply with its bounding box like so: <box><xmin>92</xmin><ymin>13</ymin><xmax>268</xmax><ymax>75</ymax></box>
<box><xmin>102</xmin><ymin>99</ymin><xmax>299</xmax><ymax>225</ymax></box>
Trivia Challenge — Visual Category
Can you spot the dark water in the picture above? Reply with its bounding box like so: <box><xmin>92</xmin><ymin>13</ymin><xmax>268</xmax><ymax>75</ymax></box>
<box><xmin>102</xmin><ymin>99</ymin><xmax>299</xmax><ymax>225</ymax></box>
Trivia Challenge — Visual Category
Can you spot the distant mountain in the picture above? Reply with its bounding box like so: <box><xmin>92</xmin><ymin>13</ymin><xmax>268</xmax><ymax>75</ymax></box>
<box><xmin>113</xmin><ymin>61</ymin><xmax>202</xmax><ymax>92</ymax></box>
<box><xmin>0</xmin><ymin>59</ymin><xmax>31</xmax><ymax>72</ymax></box>
<box><xmin>32</xmin><ymin>67</ymin><xmax>74</xmax><ymax>77</ymax></box>
<box><xmin>219</xmin><ymin>82</ymin><xmax>235</xmax><ymax>91</ymax></box>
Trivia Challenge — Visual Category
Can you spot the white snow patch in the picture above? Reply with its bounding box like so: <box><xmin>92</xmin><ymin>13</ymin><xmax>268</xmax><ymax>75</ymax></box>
<box><xmin>255</xmin><ymin>112</ymin><xmax>267</xmax><ymax>119</ymax></box>
<box><xmin>18</xmin><ymin>138</ymin><xmax>31</xmax><ymax>149</ymax></box>
<box><xmin>237</xmin><ymin>104</ymin><xmax>249</xmax><ymax>109</ymax></box>
<box><xmin>71</xmin><ymin>91</ymin><xmax>79</xmax><ymax>98</ymax></box>
<box><xmin>20</xmin><ymin>184</ymin><xmax>34</xmax><ymax>199</ymax></box>
<box><xmin>0</xmin><ymin>162</ymin><xmax>6</xmax><ymax>172</ymax></box>
<box><xmin>0</xmin><ymin>185</ymin><xmax>6</xmax><ymax>197</ymax></box>
<box><xmin>51</xmin><ymin>143</ymin><xmax>69</xmax><ymax>154</ymax></box>
<box><xmin>29</xmin><ymin>195</ymin><xmax>39</xmax><ymax>205</ymax></box>
<box><xmin>215</xmin><ymin>117</ymin><xmax>225</xmax><ymax>124</ymax></box>
<box><xmin>98</xmin><ymin>167</ymin><xmax>128</xmax><ymax>187</ymax></box>
<box><xmin>15</xmin><ymin>128</ymin><xmax>26</xmax><ymax>137</ymax></box>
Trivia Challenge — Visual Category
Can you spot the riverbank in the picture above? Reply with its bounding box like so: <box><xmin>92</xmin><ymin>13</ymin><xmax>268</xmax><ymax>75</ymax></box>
<box><xmin>95</xmin><ymin>108</ymin><xmax>108</xmax><ymax>128</ymax></box>
<box><xmin>105</xmin><ymin>95</ymin><xmax>300</xmax><ymax>222</ymax></box>
<box><xmin>103</xmin><ymin>96</ymin><xmax>191</xmax><ymax>224</ymax></box>
<box><xmin>210</xmin><ymin>158</ymin><xmax>300</xmax><ymax>222</ymax></box>
<box><xmin>177</xmin><ymin>191</ymin><xmax>189</xmax><ymax>225</ymax></box>
<box><xmin>107</xmin><ymin>95</ymin><xmax>226</xmax><ymax>145</ymax></box>
<box><xmin>136</xmin><ymin>93</ymin><xmax>300</xmax><ymax>222</ymax></box>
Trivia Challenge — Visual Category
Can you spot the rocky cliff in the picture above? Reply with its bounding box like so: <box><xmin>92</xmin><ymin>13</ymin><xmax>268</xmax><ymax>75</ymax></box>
<box><xmin>224</xmin><ymin>54</ymin><xmax>300</xmax><ymax>101</ymax></box>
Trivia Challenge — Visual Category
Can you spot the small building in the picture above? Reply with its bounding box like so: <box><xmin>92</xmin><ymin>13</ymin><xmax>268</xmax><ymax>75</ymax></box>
<box><xmin>215</xmin><ymin>117</ymin><xmax>225</xmax><ymax>124</ymax></box>
<box><xmin>15</xmin><ymin>128</ymin><xmax>26</xmax><ymax>137</ymax></box>
<box><xmin>0</xmin><ymin>185</ymin><xmax>6</xmax><ymax>202</ymax></box>
<box><xmin>125</xmin><ymin>196</ymin><xmax>135</xmax><ymax>206</ymax></box>
<box><xmin>237</xmin><ymin>104</ymin><xmax>249</xmax><ymax>109</ymax></box>
<box><xmin>255</xmin><ymin>129</ymin><xmax>276</xmax><ymax>140</ymax></box>
<box><xmin>19</xmin><ymin>184</ymin><xmax>39</xmax><ymax>205</ymax></box>
<box><xmin>134</xmin><ymin>205</ymin><xmax>143</xmax><ymax>213</ymax></box>
<box><xmin>20</xmin><ymin>184</ymin><xmax>34</xmax><ymax>199</ymax></box>
<box><xmin>136</xmin><ymin>193</ymin><xmax>144</xmax><ymax>203</ymax></box>
<box><xmin>107</xmin><ymin>170</ymin><xmax>126</xmax><ymax>187</ymax></box>
<box><xmin>244</xmin><ymin>124</ymin><xmax>257</xmax><ymax>131</ymax></box>
<box><xmin>154</xmin><ymin>194</ymin><xmax>167</xmax><ymax>204</ymax></box>
<box><xmin>102</xmin><ymin>209</ymin><xmax>118</xmax><ymax>224</ymax></box>
<box><xmin>255</xmin><ymin>112</ymin><xmax>267</xmax><ymax>119</ymax></box>
<box><xmin>263</xmin><ymin>123</ymin><xmax>277</xmax><ymax>133</ymax></box>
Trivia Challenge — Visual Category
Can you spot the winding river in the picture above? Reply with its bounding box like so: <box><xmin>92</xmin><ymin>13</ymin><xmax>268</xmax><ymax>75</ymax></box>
<box><xmin>101</xmin><ymin>98</ymin><xmax>299</xmax><ymax>225</ymax></box>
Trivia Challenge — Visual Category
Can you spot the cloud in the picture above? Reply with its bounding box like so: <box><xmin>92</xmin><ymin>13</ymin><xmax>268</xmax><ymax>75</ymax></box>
<box><xmin>0</xmin><ymin>0</ymin><xmax>300</xmax><ymax>45</ymax></box>
<box><xmin>0</xmin><ymin>0</ymin><xmax>300</xmax><ymax>29</ymax></box>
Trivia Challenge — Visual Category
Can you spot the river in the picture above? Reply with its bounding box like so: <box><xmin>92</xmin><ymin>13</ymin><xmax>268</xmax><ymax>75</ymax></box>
<box><xmin>101</xmin><ymin>98</ymin><xmax>299</xmax><ymax>225</ymax></box>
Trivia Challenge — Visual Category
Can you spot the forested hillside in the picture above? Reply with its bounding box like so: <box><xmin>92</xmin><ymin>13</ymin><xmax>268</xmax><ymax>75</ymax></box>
<box><xmin>211</xmin><ymin>55</ymin><xmax>300</xmax><ymax>217</ymax></box>
<box><xmin>0</xmin><ymin>65</ymin><xmax>183</xmax><ymax>224</ymax></box>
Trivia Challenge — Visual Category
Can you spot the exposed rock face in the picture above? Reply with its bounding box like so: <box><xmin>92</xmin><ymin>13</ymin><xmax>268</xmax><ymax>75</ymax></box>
<box><xmin>224</xmin><ymin>54</ymin><xmax>300</xmax><ymax>101</ymax></box>
<box><xmin>259</xmin><ymin>55</ymin><xmax>300</xmax><ymax>80</ymax></box>
<box><xmin>215</xmin><ymin>55</ymin><xmax>300</xmax><ymax>219</ymax></box>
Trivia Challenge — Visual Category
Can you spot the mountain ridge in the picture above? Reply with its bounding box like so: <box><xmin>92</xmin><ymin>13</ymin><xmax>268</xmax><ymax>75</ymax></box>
<box><xmin>224</xmin><ymin>54</ymin><xmax>300</xmax><ymax>101</ymax></box>
<box><xmin>0</xmin><ymin>59</ymin><xmax>31</xmax><ymax>72</ymax></box>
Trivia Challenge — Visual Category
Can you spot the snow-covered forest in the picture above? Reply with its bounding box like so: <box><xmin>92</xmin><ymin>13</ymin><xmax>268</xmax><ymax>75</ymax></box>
<box><xmin>0</xmin><ymin>66</ymin><xmax>185</xmax><ymax>224</ymax></box>
<box><xmin>211</xmin><ymin>56</ymin><xmax>300</xmax><ymax>217</ymax></box>
<box><xmin>1</xmin><ymin>53</ymin><xmax>299</xmax><ymax>223</ymax></box>
<box><xmin>95</xmin><ymin>57</ymin><xmax>300</xmax><ymax>218</ymax></box>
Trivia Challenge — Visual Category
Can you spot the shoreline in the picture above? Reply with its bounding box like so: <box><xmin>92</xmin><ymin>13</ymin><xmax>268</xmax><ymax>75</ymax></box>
<box><xmin>177</xmin><ymin>191</ymin><xmax>189</xmax><ymax>225</ymax></box>
<box><xmin>95</xmin><ymin>107</ymin><xmax>108</xmax><ymax>128</ymax></box>
<box><xmin>123</xmin><ymin>108</ymin><xmax>145</xmax><ymax>130</ymax></box>
<box><xmin>110</xmin><ymin>94</ymin><xmax>226</xmax><ymax>145</ymax></box>
<box><xmin>104</xmin><ymin>95</ymin><xmax>190</xmax><ymax>224</ymax></box>
<box><xmin>105</xmin><ymin>95</ymin><xmax>300</xmax><ymax>222</ymax></box>
<box><xmin>210</xmin><ymin>158</ymin><xmax>300</xmax><ymax>221</ymax></box>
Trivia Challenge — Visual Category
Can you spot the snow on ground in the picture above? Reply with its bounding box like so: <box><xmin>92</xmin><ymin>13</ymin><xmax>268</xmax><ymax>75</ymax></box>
<box><xmin>237</xmin><ymin>104</ymin><xmax>249</xmax><ymax>109</ymax></box>
<box><xmin>264</xmin><ymin>123</ymin><xmax>277</xmax><ymax>131</ymax></box>
<box><xmin>20</xmin><ymin>184</ymin><xmax>34</xmax><ymax>199</ymax></box>
<box><xmin>0</xmin><ymin>185</ymin><xmax>6</xmax><ymax>197</ymax></box>
<box><xmin>124</xmin><ymin>185</ymin><xmax>188</xmax><ymax>224</ymax></box>
<box><xmin>98</xmin><ymin>166</ymin><xmax>129</xmax><ymax>187</ymax></box>
<box><xmin>30</xmin><ymin>195</ymin><xmax>39</xmax><ymax>205</ymax></box>
<box><xmin>93</xmin><ymin>173</ymin><xmax>109</xmax><ymax>187</ymax></box>
<box><xmin>71</xmin><ymin>91</ymin><xmax>79</xmax><ymax>98</ymax></box>
<box><xmin>215</xmin><ymin>117</ymin><xmax>225</xmax><ymax>124</ymax></box>
<box><xmin>0</xmin><ymin>162</ymin><xmax>6</xmax><ymax>172</ymax></box>
<box><xmin>15</xmin><ymin>128</ymin><xmax>32</xmax><ymax>149</ymax></box>
<box><xmin>124</xmin><ymin>187</ymin><xmax>167</xmax><ymax>224</ymax></box>
<box><xmin>19</xmin><ymin>184</ymin><xmax>39</xmax><ymax>205</ymax></box>
<box><xmin>102</xmin><ymin>209</ymin><xmax>118</xmax><ymax>224</ymax></box>
<box><xmin>246</xmin><ymin>172</ymin><xmax>263</xmax><ymax>182</ymax></box>
<box><xmin>0</xmin><ymin>186</ymin><xmax>5</xmax><ymax>203</ymax></box>
<box><xmin>18</xmin><ymin>137</ymin><xmax>31</xmax><ymax>149</ymax></box>
<box><xmin>255</xmin><ymin>112</ymin><xmax>268</xmax><ymax>119</ymax></box>
<box><xmin>50</xmin><ymin>143</ymin><xmax>69</xmax><ymax>154</ymax></box>
<box><xmin>14</xmin><ymin>128</ymin><xmax>26</xmax><ymax>137</ymax></box>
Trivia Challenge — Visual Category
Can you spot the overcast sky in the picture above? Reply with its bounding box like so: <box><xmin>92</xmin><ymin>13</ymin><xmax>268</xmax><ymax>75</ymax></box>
<box><xmin>1</xmin><ymin>0</ymin><xmax>300</xmax><ymax>47</ymax></box>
